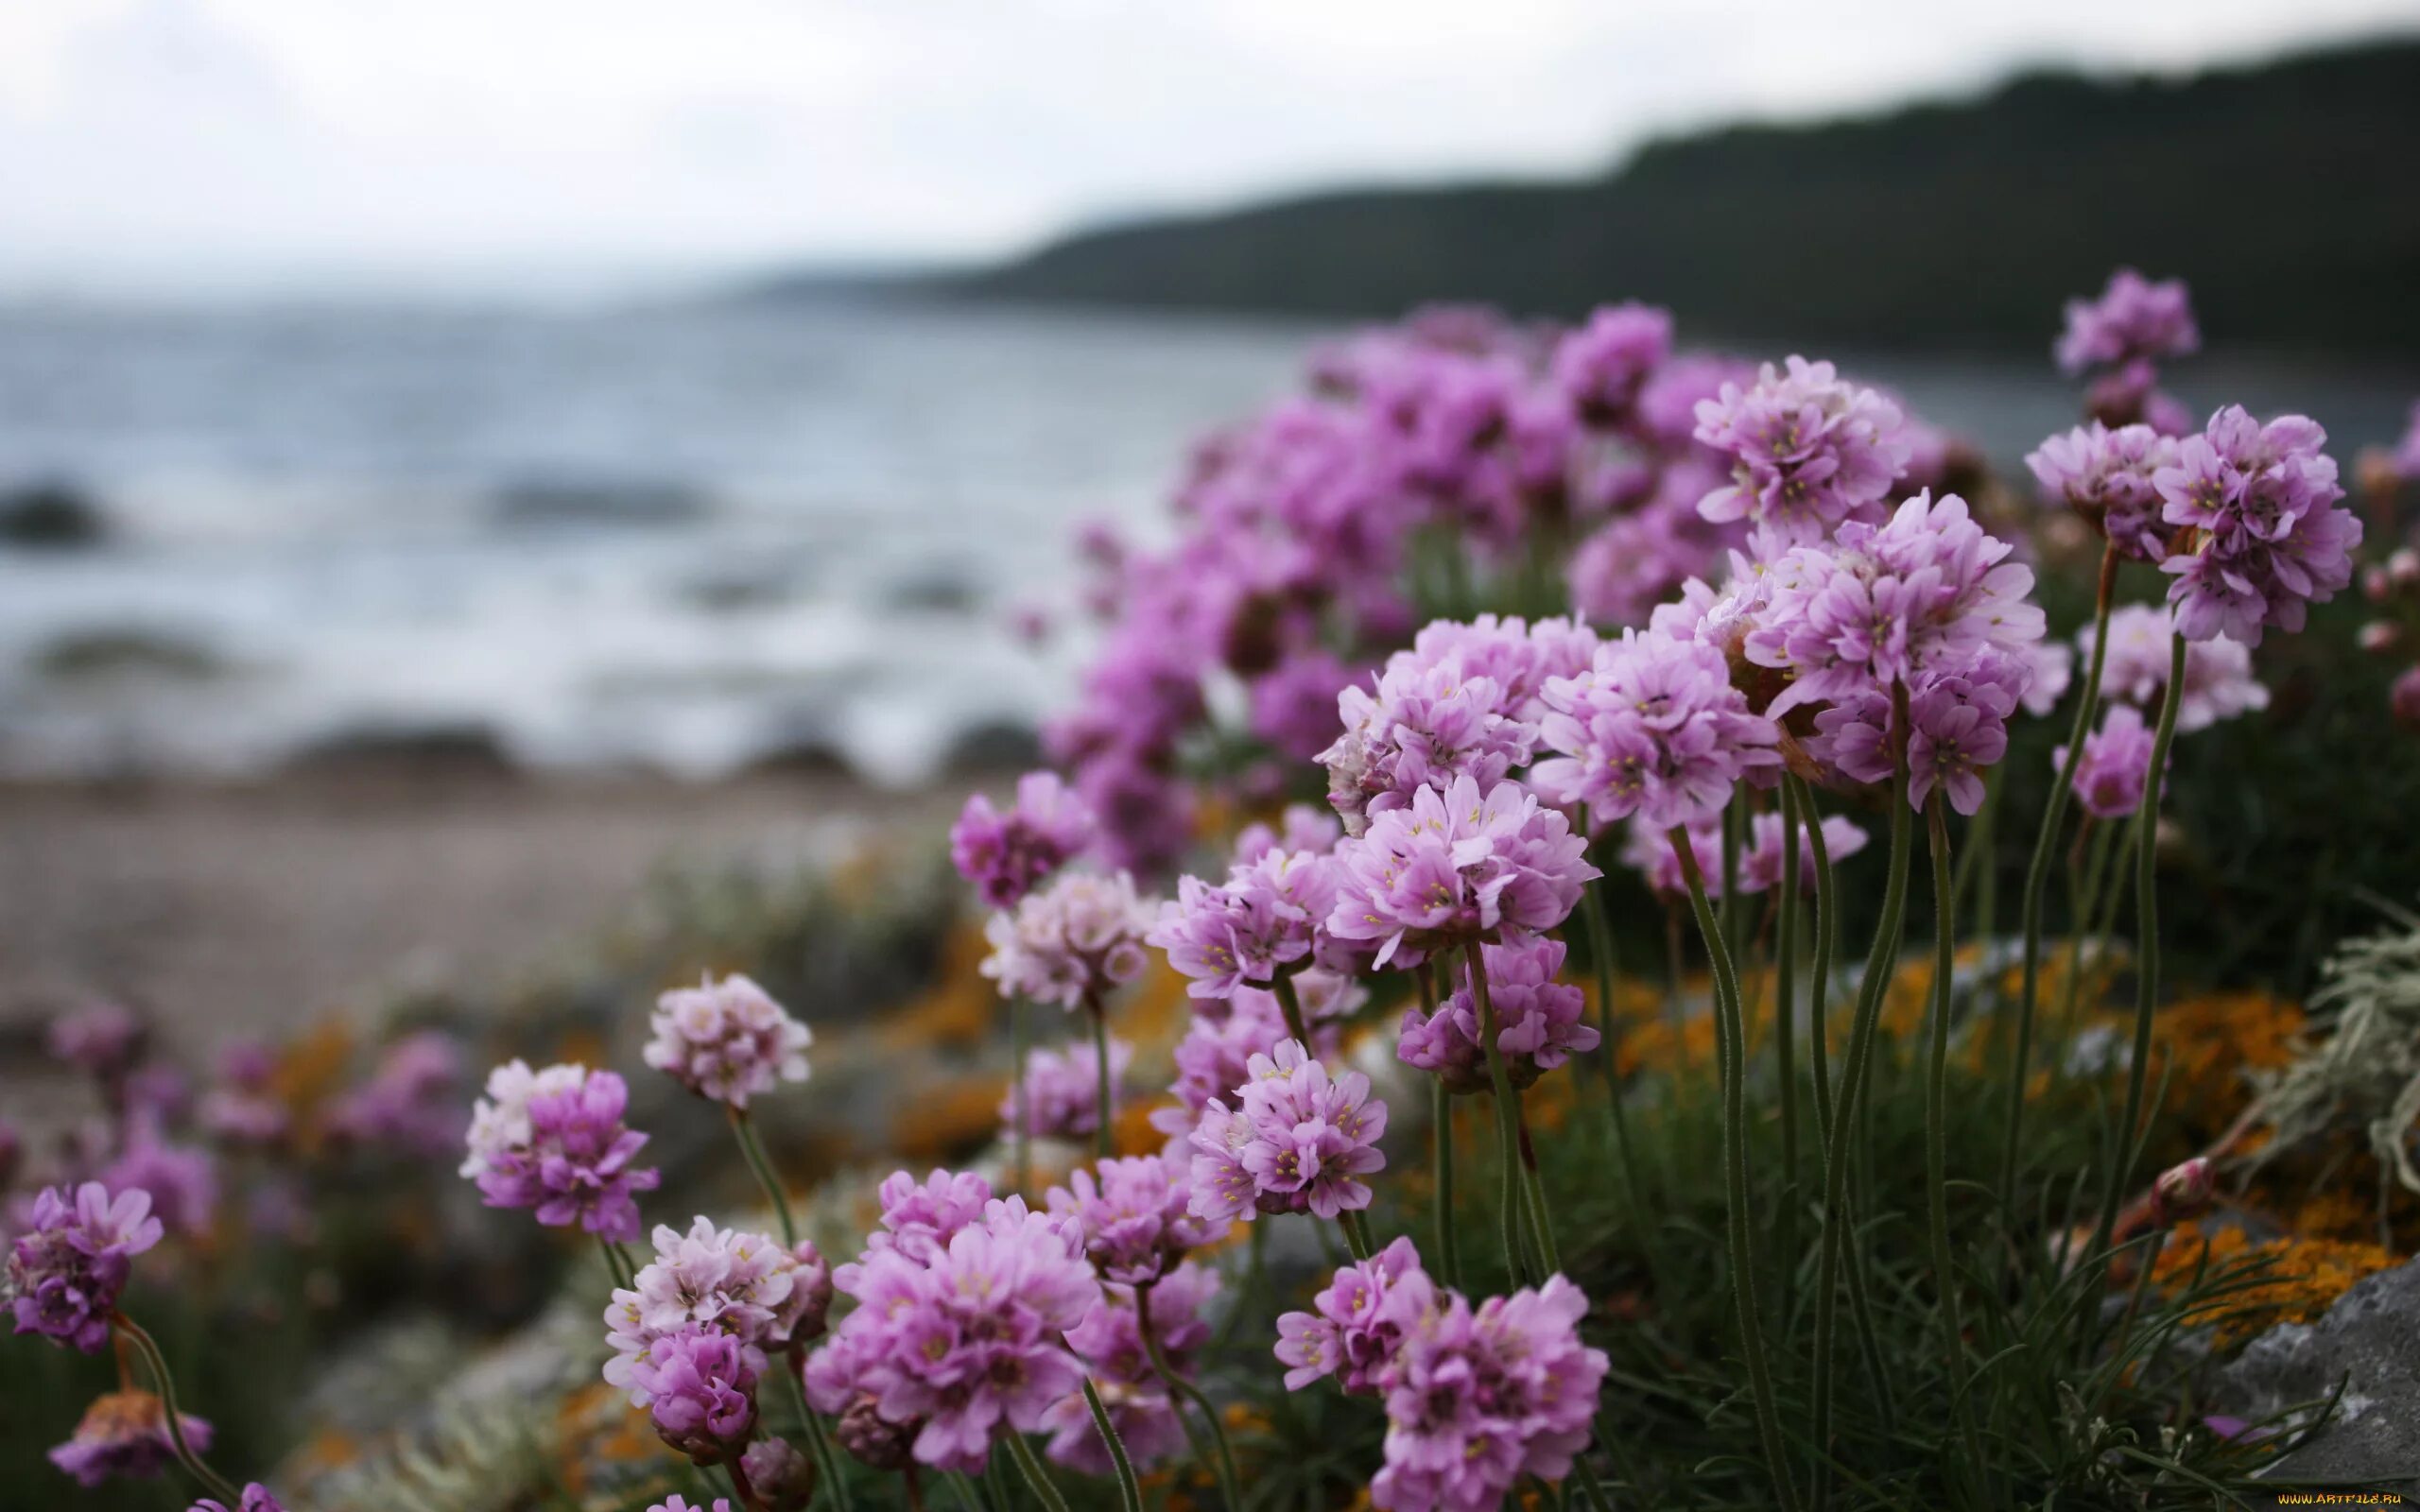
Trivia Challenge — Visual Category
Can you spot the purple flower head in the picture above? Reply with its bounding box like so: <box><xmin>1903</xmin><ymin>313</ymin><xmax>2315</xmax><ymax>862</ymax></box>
<box><xmin>1073</xmin><ymin>752</ymin><xmax>1197</xmax><ymax>876</ymax></box>
<box><xmin>460</xmin><ymin>1061</ymin><xmax>658</xmax><ymax>1243</ymax></box>
<box><xmin>807</xmin><ymin>1197</ymin><xmax>1100</xmax><ymax>1474</ymax></box>
<box><xmin>1531</xmin><ymin>627</ymin><xmax>1782</xmax><ymax>831</ymax></box>
<box><xmin>1150</xmin><ymin>849</ymin><xmax>1341</xmax><ymax>998</ymax></box>
<box><xmin>1397</xmin><ymin>936</ymin><xmax>1599</xmax><ymax>1094</ymax></box>
<box><xmin>1745</xmin><ymin>490</ymin><xmax>2046</xmax><ymax>717</ymax></box>
<box><xmin>49</xmin><ymin>1389</ymin><xmax>212</xmax><ymax>1487</ymax></box>
<box><xmin>1322</xmin><ymin>651</ymin><xmax>1538</xmax><ymax>834</ymax></box>
<box><xmin>1551</xmin><ymin>302</ymin><xmax>1672</xmax><ymax>428</ymax></box>
<box><xmin>1002</xmin><ymin>1036</ymin><xmax>1131</xmax><ymax>1143</ymax></box>
<box><xmin>2057</xmin><ymin>268</ymin><xmax>2199</xmax><ymax>375</ymax></box>
<box><xmin>98</xmin><ymin>1127</ymin><xmax>216</xmax><ymax>1238</ymax></box>
<box><xmin>1907</xmin><ymin>675</ymin><xmax>2013</xmax><ymax>816</ymax></box>
<box><xmin>9</xmin><ymin>1182</ymin><xmax>163</xmax><ymax>1351</ymax></box>
<box><xmin>950</xmin><ymin>771</ymin><xmax>1098</xmax><ymax>909</ymax></box>
<box><xmin>1274</xmin><ymin>1235</ymin><xmax>1433</xmax><ymax>1394</ymax></box>
<box><xmin>1370</xmin><ymin>1275</ymin><xmax>1609</xmax><ymax>1512</ymax></box>
<box><xmin>190</xmin><ymin>1485</ymin><xmax>288</xmax><ymax>1512</ymax></box>
<box><xmin>1800</xmin><ymin>646</ymin><xmax>2031</xmax><ymax>815</ymax></box>
<box><xmin>1567</xmin><ymin>509</ymin><xmax>1714</xmax><ymax>630</ymax></box>
<box><xmin>1694</xmin><ymin>356</ymin><xmax>1913</xmax><ymax>542</ymax></box>
<box><xmin>49</xmin><ymin>1004</ymin><xmax>146</xmax><ymax>1081</ymax></box>
<box><xmin>1250</xmin><ymin>646</ymin><xmax>1360</xmax><ymax>762</ymax></box>
<box><xmin>739</xmin><ymin>1432</ymin><xmax>818</xmax><ymax>1511</ymax></box>
<box><xmin>645</xmin><ymin>972</ymin><xmax>812</xmax><ymax>1108</ymax></box>
<box><xmin>1326</xmin><ymin>775</ymin><xmax>1599</xmax><ymax>969</ymax></box>
<box><xmin>1741</xmin><ymin>809</ymin><xmax>1871</xmax><ymax>894</ymax></box>
<box><xmin>602</xmin><ymin>1215</ymin><xmax>797</xmax><ymax>1406</ymax></box>
<box><xmin>2090</xmin><ymin>604</ymin><xmax>2268</xmax><ymax>732</ymax></box>
<box><xmin>1047</xmin><ymin>1152</ymin><xmax>1227</xmax><ymax>1285</ymax></box>
<box><xmin>2152</xmin><ymin>406</ymin><xmax>2360</xmax><ymax>646</ymax></box>
<box><xmin>979</xmin><ymin>869</ymin><xmax>1157</xmax><ymax>1012</ymax></box>
<box><xmin>1186</xmin><ymin>1039</ymin><xmax>1388</xmax><ymax>1223</ymax></box>
<box><xmin>1405</xmin><ymin>614</ymin><xmax>1600</xmax><ymax>724</ymax></box>
<box><xmin>833</xmin><ymin>1169</ymin><xmax>995</xmax><ymax>1293</ymax></box>
<box><xmin>2027</xmin><ymin>421</ymin><xmax>2181</xmax><ymax>563</ymax></box>
<box><xmin>630</xmin><ymin>1322</ymin><xmax>757</xmax><ymax>1463</ymax></box>
<box><xmin>2058</xmin><ymin>704</ymin><xmax>2162</xmax><ymax>819</ymax></box>
<box><xmin>323</xmin><ymin>1030</ymin><xmax>463</xmax><ymax>1158</ymax></box>
<box><xmin>1153</xmin><ymin>984</ymin><xmax>1346</xmax><ymax>1137</ymax></box>
<box><xmin>1043</xmin><ymin>1262</ymin><xmax>1219</xmax><ymax>1475</ymax></box>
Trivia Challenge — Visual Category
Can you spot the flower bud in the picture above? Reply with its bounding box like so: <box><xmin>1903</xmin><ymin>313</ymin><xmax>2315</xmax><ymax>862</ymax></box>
<box><xmin>2365</xmin><ymin>564</ymin><xmax>2393</xmax><ymax>603</ymax></box>
<box><xmin>739</xmin><ymin>1435</ymin><xmax>818</xmax><ymax>1511</ymax></box>
<box><xmin>2359</xmin><ymin>619</ymin><xmax>2403</xmax><ymax>655</ymax></box>
<box><xmin>2392</xmin><ymin>547</ymin><xmax>2420</xmax><ymax>590</ymax></box>
<box><xmin>2152</xmin><ymin>1157</ymin><xmax>2216</xmax><ymax>1226</ymax></box>
<box><xmin>836</xmin><ymin>1393</ymin><xmax>917</xmax><ymax>1471</ymax></box>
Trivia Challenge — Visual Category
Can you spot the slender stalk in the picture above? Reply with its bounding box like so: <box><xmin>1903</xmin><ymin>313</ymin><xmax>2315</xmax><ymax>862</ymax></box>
<box><xmin>903</xmin><ymin>1467</ymin><xmax>926</xmax><ymax>1512</ymax></box>
<box><xmin>1809</xmin><ymin>768</ymin><xmax>1915</xmax><ymax>1502</ymax></box>
<box><xmin>1011</xmin><ymin>996</ymin><xmax>1032</xmax><ymax>1197</ymax></box>
<box><xmin>1339</xmin><ymin>1207</ymin><xmax>1376</xmax><ymax>1263</ymax></box>
<box><xmin>730</xmin><ymin>1105</ymin><xmax>800</xmax><ymax>1247</ymax></box>
<box><xmin>1669</xmin><ymin>829</ymin><xmax>1800</xmax><ymax>1512</ymax></box>
<box><xmin>1270</xmin><ymin>971</ymin><xmax>1313</xmax><ymax>1047</ymax></box>
<box><xmin>2052</xmin><ymin>817</ymin><xmax>2120</xmax><ymax>1065</ymax></box>
<box><xmin>598</xmin><ymin>1235</ymin><xmax>636</xmax><ymax>1290</ymax></box>
<box><xmin>1079</xmin><ymin>1380</ymin><xmax>1144</xmax><ymax>1512</ymax></box>
<box><xmin>113</xmin><ymin>1315</ymin><xmax>241</xmax><ymax>1503</ymax></box>
<box><xmin>1578</xmin><ymin>847</ymin><xmax>1650</xmax><ymax>1228</ymax></box>
<box><xmin>1469</xmin><ymin>942</ymin><xmax>1558</xmax><ymax>1279</ymax></box>
<box><xmin>1792</xmin><ymin>774</ymin><xmax>1840</xmax><ymax>1145</ymax></box>
<box><xmin>2007</xmin><ymin>543</ymin><xmax>2119</xmax><ymax>1204</ymax></box>
<box><xmin>788</xmin><ymin>1363</ymin><xmax>856</xmax><ymax>1512</ymax></box>
<box><xmin>1000</xmin><ymin>1430</ymin><xmax>1076</xmax><ymax>1512</ymax></box>
<box><xmin>1137</xmin><ymin>1283</ymin><xmax>1243</xmax><ymax>1508</ymax></box>
<box><xmin>1924</xmin><ymin>798</ymin><xmax>1985</xmax><ymax>1466</ymax></box>
<box><xmin>942</xmin><ymin>1470</ymin><xmax>985</xmax><ymax>1512</ymax></box>
<box><xmin>1776</xmin><ymin>780</ymin><xmax>1803</xmax><ymax>1309</ymax></box>
<box><xmin>1084</xmin><ymin>992</ymin><xmax>1115</xmax><ymax>1161</ymax></box>
<box><xmin>2091</xmin><ymin>634</ymin><xmax>2188</xmax><ymax>1258</ymax></box>
<box><xmin>1430</xmin><ymin>1079</ymin><xmax>1461</xmax><ymax>1288</ymax></box>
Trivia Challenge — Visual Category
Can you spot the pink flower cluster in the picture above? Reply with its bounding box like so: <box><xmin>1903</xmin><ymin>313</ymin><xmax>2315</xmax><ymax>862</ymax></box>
<box><xmin>322</xmin><ymin>1030</ymin><xmax>464</xmax><ymax>1158</ymax></box>
<box><xmin>2153</xmin><ymin>406</ymin><xmax>2360</xmax><ymax>646</ymax></box>
<box><xmin>1150</xmin><ymin>847</ymin><xmax>1341</xmax><ymax>997</ymax></box>
<box><xmin>979</xmin><ymin>869</ymin><xmax>1157</xmax><ymax>1011</ymax></box>
<box><xmin>806</xmin><ymin>1193</ymin><xmax>1098</xmax><ymax>1474</ymax></box>
<box><xmin>1530</xmin><ymin>627</ymin><xmax>1781</xmax><ymax>830</ymax></box>
<box><xmin>1154</xmin><ymin>978</ymin><xmax>1350</xmax><ymax>1137</ymax></box>
<box><xmin>2027</xmin><ymin>421</ymin><xmax>2179</xmax><ymax>562</ymax></box>
<box><xmin>1275</xmin><ymin>1240</ymin><xmax>1609</xmax><ymax>1512</ymax></box>
<box><xmin>1001</xmin><ymin>1036</ymin><xmax>1131</xmax><ymax>1143</ymax></box>
<box><xmin>1397</xmin><ymin>936</ymin><xmax>1599</xmax><ymax>1093</ymax></box>
<box><xmin>1187</xmin><ymin>1039</ymin><xmax>1387</xmax><ymax>1223</ymax></box>
<box><xmin>646</xmin><ymin>972</ymin><xmax>812</xmax><ymax>1108</ymax></box>
<box><xmin>949</xmin><ymin>769</ymin><xmax>1098</xmax><ymax>909</ymax></box>
<box><xmin>1694</xmin><ymin>356</ymin><xmax>1913</xmax><ymax>542</ymax></box>
<box><xmin>459</xmin><ymin>1061</ymin><xmax>659</xmax><ymax>1243</ymax></box>
<box><xmin>1322</xmin><ymin>653</ymin><xmax>1536</xmax><ymax>833</ymax></box>
<box><xmin>1046</xmin><ymin>1151</ymin><xmax>1227</xmax><ymax>1285</ymax></box>
<box><xmin>9</xmin><ymin>1182</ymin><xmax>163</xmax><ymax>1351</ymax></box>
<box><xmin>2091</xmin><ymin>604</ymin><xmax>2268</xmax><ymax>731</ymax></box>
<box><xmin>2056</xmin><ymin>267</ymin><xmax>2199</xmax><ymax>376</ymax></box>
<box><xmin>1042</xmin><ymin>1263</ymin><xmax>1219</xmax><ymax>1475</ymax></box>
<box><xmin>1326</xmin><ymin>774</ymin><xmax>1598</xmax><ymax>968</ymax></box>
<box><xmin>48</xmin><ymin>1388</ymin><xmax>212</xmax><ymax>1487</ymax></box>
<box><xmin>2060</xmin><ymin>704</ymin><xmax>2161</xmax><ymax>820</ymax></box>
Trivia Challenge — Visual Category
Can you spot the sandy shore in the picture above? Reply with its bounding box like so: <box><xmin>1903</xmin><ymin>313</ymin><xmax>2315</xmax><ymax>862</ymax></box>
<box><xmin>0</xmin><ymin>768</ymin><xmax>958</xmax><ymax>1103</ymax></box>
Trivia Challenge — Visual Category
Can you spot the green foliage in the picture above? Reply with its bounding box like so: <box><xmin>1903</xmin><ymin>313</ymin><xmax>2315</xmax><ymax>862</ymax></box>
<box><xmin>930</xmin><ymin>40</ymin><xmax>2420</xmax><ymax>357</ymax></box>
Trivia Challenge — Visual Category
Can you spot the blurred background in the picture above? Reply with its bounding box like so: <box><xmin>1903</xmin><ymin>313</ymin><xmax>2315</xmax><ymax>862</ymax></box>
<box><xmin>5</xmin><ymin>0</ymin><xmax>2419</xmax><ymax>1062</ymax></box>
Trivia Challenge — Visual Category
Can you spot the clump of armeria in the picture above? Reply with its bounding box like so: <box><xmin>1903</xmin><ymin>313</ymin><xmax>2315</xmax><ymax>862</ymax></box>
<box><xmin>644</xmin><ymin>972</ymin><xmax>812</xmax><ymax>1108</ymax></box>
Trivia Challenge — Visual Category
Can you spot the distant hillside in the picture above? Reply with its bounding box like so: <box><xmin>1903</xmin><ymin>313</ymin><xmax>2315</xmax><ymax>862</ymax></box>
<box><xmin>908</xmin><ymin>39</ymin><xmax>2420</xmax><ymax>354</ymax></box>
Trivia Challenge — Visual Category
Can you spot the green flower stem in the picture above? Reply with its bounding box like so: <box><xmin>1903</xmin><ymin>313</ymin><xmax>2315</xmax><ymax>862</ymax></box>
<box><xmin>2091</xmin><ymin>633</ymin><xmax>2189</xmax><ymax>1260</ymax></box>
<box><xmin>1083</xmin><ymin>990</ymin><xmax>1115</xmax><ymax>1161</ymax></box>
<box><xmin>113</xmin><ymin>1314</ymin><xmax>242</xmax><ymax>1503</ymax></box>
<box><xmin>1776</xmin><ymin>779</ymin><xmax>1804</xmax><ymax>1310</ymax></box>
<box><xmin>2007</xmin><ymin>542</ymin><xmax>2119</xmax><ymax>1206</ymax></box>
<box><xmin>1923</xmin><ymin>797</ymin><xmax>1985</xmax><ymax>1467</ymax></box>
<box><xmin>1079</xmin><ymin>1380</ymin><xmax>1143</xmax><ymax>1512</ymax></box>
<box><xmin>1011</xmin><ymin>996</ymin><xmax>1032</xmax><ymax>1197</ymax></box>
<box><xmin>1423</xmin><ymin>965</ymin><xmax>1464</xmax><ymax>1289</ymax></box>
<box><xmin>1468</xmin><ymin>942</ymin><xmax>1559</xmax><ymax>1279</ymax></box>
<box><xmin>941</xmin><ymin>1470</ymin><xmax>985</xmax><ymax>1512</ymax></box>
<box><xmin>1338</xmin><ymin>1206</ymin><xmax>1376</xmax><ymax>1263</ymax></box>
<box><xmin>1001</xmin><ymin>1430</ymin><xmax>1077</xmax><ymax>1512</ymax></box>
<box><xmin>1138</xmin><ymin>1282</ymin><xmax>1243</xmax><ymax>1508</ymax></box>
<box><xmin>2052</xmin><ymin>817</ymin><xmax>2120</xmax><ymax>1062</ymax></box>
<box><xmin>1270</xmin><ymin>971</ymin><xmax>1313</xmax><ymax>1047</ymax></box>
<box><xmin>788</xmin><ymin>1364</ymin><xmax>855</xmax><ymax>1512</ymax></box>
<box><xmin>1577</xmin><ymin>846</ymin><xmax>1648</xmax><ymax>1210</ymax></box>
<box><xmin>598</xmin><ymin>1235</ymin><xmax>636</xmax><ymax>1290</ymax></box>
<box><xmin>729</xmin><ymin>1105</ymin><xmax>800</xmax><ymax>1247</ymax></box>
<box><xmin>1668</xmin><ymin>827</ymin><xmax>1800</xmax><ymax>1512</ymax></box>
<box><xmin>1808</xmin><ymin>766</ymin><xmax>1915</xmax><ymax>1502</ymax></box>
<box><xmin>1790</xmin><ymin>775</ymin><xmax>1840</xmax><ymax>1146</ymax></box>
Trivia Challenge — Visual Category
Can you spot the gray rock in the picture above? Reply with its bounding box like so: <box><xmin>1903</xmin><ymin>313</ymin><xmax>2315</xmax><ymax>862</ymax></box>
<box><xmin>2214</xmin><ymin>1256</ymin><xmax>2420</xmax><ymax>1487</ymax></box>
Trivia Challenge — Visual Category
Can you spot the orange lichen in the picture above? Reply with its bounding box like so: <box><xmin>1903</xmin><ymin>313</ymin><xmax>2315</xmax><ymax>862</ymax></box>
<box><xmin>2152</xmin><ymin>1221</ymin><xmax>2398</xmax><ymax>1346</ymax></box>
<box><xmin>873</xmin><ymin>924</ymin><xmax>1002</xmax><ymax>1053</ymax></box>
<box><xmin>893</xmin><ymin>1070</ymin><xmax>1012</xmax><ymax>1161</ymax></box>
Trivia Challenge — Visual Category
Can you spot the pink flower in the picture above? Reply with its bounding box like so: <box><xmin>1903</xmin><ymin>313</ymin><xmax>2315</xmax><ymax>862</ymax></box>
<box><xmin>190</xmin><ymin>1484</ymin><xmax>288</xmax><ymax>1512</ymax></box>
<box><xmin>2056</xmin><ymin>268</ymin><xmax>2199</xmax><ymax>375</ymax></box>
<box><xmin>1530</xmin><ymin>628</ymin><xmax>1780</xmax><ymax>830</ymax></box>
<box><xmin>1740</xmin><ymin>809</ymin><xmax>1870</xmax><ymax>893</ymax></box>
<box><xmin>2057</xmin><ymin>704</ymin><xmax>2160</xmax><ymax>820</ymax></box>
<box><xmin>1371</xmin><ymin>1275</ymin><xmax>1609</xmax><ymax>1512</ymax></box>
<box><xmin>1326</xmin><ymin>775</ymin><xmax>1598</xmax><ymax>968</ymax></box>
<box><xmin>9</xmin><ymin>1182</ymin><xmax>163</xmax><ymax>1351</ymax></box>
<box><xmin>1397</xmin><ymin>936</ymin><xmax>1599</xmax><ymax>1094</ymax></box>
<box><xmin>1186</xmin><ymin>1040</ymin><xmax>1387</xmax><ymax>1223</ymax></box>
<box><xmin>2154</xmin><ymin>406</ymin><xmax>2360</xmax><ymax>646</ymax></box>
<box><xmin>2089</xmin><ymin>607</ymin><xmax>2269</xmax><ymax>733</ymax></box>
<box><xmin>602</xmin><ymin>1217</ymin><xmax>802</xmax><ymax>1409</ymax></box>
<box><xmin>833</xmin><ymin>1169</ymin><xmax>995</xmax><ymax>1290</ymax></box>
<box><xmin>460</xmin><ymin>1061</ymin><xmax>658</xmax><ymax>1243</ymax></box>
<box><xmin>1150</xmin><ymin>849</ymin><xmax>1341</xmax><ymax>998</ymax></box>
<box><xmin>645</xmin><ymin>972</ymin><xmax>811</xmax><ymax>1108</ymax></box>
<box><xmin>1619</xmin><ymin>821</ymin><xmax>1722</xmax><ymax>902</ymax></box>
<box><xmin>950</xmin><ymin>771</ymin><xmax>1098</xmax><ymax>909</ymax></box>
<box><xmin>1153</xmin><ymin>984</ymin><xmax>1346</xmax><ymax>1138</ymax></box>
<box><xmin>49</xmin><ymin>1389</ymin><xmax>212</xmax><ymax>1487</ymax></box>
<box><xmin>1552</xmin><ymin>303</ymin><xmax>1672</xmax><ymax>428</ymax></box>
<box><xmin>1694</xmin><ymin>356</ymin><xmax>1912</xmax><ymax>542</ymax></box>
<box><xmin>323</xmin><ymin>1030</ymin><xmax>463</xmax><ymax>1158</ymax></box>
<box><xmin>1047</xmin><ymin>1153</ymin><xmax>1225</xmax><ymax>1286</ymax></box>
<box><xmin>48</xmin><ymin>1004</ymin><xmax>146</xmax><ymax>1081</ymax></box>
<box><xmin>1002</xmin><ymin>1037</ymin><xmax>1132</xmax><ymax>1143</ymax></box>
<box><xmin>1322</xmin><ymin>652</ymin><xmax>1537</xmax><ymax>834</ymax></box>
<box><xmin>979</xmin><ymin>869</ymin><xmax>1158</xmax><ymax>1011</ymax></box>
<box><xmin>1274</xmin><ymin>1235</ymin><xmax>1431</xmax><ymax>1394</ymax></box>
<box><xmin>2026</xmin><ymin>421</ymin><xmax>2180</xmax><ymax>562</ymax></box>
<box><xmin>629</xmin><ymin>1322</ymin><xmax>757</xmax><ymax>1462</ymax></box>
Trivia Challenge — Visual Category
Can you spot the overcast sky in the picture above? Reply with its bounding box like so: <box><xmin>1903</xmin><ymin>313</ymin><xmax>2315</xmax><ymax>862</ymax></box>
<box><xmin>3</xmin><ymin>0</ymin><xmax>2415</xmax><ymax>299</ymax></box>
